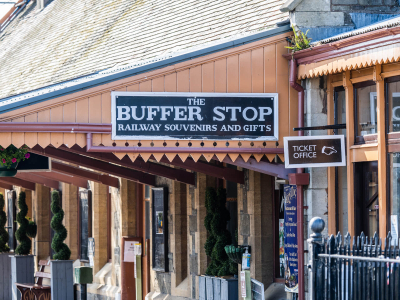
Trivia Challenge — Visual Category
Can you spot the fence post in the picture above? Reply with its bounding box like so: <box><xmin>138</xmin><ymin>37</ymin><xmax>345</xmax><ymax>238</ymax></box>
<box><xmin>307</xmin><ymin>217</ymin><xmax>325</xmax><ymax>300</ymax></box>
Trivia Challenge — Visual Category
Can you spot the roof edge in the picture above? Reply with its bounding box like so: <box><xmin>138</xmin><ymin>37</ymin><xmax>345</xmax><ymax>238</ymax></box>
<box><xmin>283</xmin><ymin>25</ymin><xmax>400</xmax><ymax>65</ymax></box>
<box><xmin>0</xmin><ymin>24</ymin><xmax>291</xmax><ymax>114</ymax></box>
<box><xmin>280</xmin><ymin>0</ymin><xmax>304</xmax><ymax>12</ymax></box>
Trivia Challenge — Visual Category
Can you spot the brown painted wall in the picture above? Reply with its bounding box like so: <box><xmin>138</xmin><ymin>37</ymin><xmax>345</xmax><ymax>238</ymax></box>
<box><xmin>0</xmin><ymin>32</ymin><xmax>296</xmax><ymax>163</ymax></box>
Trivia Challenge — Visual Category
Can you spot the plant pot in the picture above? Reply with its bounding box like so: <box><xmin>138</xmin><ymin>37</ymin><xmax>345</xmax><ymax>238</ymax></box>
<box><xmin>199</xmin><ymin>275</ymin><xmax>238</xmax><ymax>300</ymax></box>
<box><xmin>51</xmin><ymin>260</ymin><xmax>74</xmax><ymax>300</ymax></box>
<box><xmin>10</xmin><ymin>255</ymin><xmax>34</xmax><ymax>300</ymax></box>
<box><xmin>0</xmin><ymin>162</ymin><xmax>18</xmax><ymax>177</ymax></box>
<box><xmin>0</xmin><ymin>253</ymin><xmax>13</xmax><ymax>300</ymax></box>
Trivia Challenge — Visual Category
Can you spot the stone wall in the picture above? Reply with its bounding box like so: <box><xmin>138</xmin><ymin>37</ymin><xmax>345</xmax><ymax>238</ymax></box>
<box><xmin>286</xmin><ymin>0</ymin><xmax>399</xmax><ymax>41</ymax></box>
<box><xmin>238</xmin><ymin>170</ymin><xmax>275</xmax><ymax>290</ymax></box>
<box><xmin>332</xmin><ymin>0</ymin><xmax>399</xmax><ymax>13</ymax></box>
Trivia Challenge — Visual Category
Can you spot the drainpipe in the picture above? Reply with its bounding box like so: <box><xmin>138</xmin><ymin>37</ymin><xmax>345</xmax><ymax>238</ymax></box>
<box><xmin>289</xmin><ymin>59</ymin><xmax>305</xmax><ymax>300</ymax></box>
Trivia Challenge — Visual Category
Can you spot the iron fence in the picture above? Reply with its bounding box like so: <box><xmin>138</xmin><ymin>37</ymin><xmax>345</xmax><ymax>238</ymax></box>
<box><xmin>308</xmin><ymin>217</ymin><xmax>400</xmax><ymax>300</ymax></box>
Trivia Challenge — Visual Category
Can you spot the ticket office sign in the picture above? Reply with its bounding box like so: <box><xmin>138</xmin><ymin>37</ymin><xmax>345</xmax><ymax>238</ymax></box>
<box><xmin>111</xmin><ymin>92</ymin><xmax>278</xmax><ymax>140</ymax></box>
<box><xmin>283</xmin><ymin>135</ymin><xmax>346</xmax><ymax>168</ymax></box>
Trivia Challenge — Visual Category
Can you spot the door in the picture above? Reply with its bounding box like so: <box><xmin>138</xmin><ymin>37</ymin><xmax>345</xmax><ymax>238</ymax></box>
<box><xmin>7</xmin><ymin>191</ymin><xmax>16</xmax><ymax>251</ymax></box>
<box><xmin>355</xmin><ymin>161</ymin><xmax>379</xmax><ymax>237</ymax></box>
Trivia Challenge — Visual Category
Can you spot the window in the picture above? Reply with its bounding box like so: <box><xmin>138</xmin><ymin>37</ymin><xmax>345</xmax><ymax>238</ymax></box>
<box><xmin>386</xmin><ymin>76</ymin><xmax>400</xmax><ymax>133</ymax></box>
<box><xmin>390</xmin><ymin>153</ymin><xmax>400</xmax><ymax>244</ymax></box>
<box><xmin>354</xmin><ymin>81</ymin><xmax>377</xmax><ymax>142</ymax></box>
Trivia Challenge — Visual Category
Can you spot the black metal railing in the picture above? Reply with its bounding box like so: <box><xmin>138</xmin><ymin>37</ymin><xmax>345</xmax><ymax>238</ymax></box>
<box><xmin>308</xmin><ymin>217</ymin><xmax>400</xmax><ymax>300</ymax></box>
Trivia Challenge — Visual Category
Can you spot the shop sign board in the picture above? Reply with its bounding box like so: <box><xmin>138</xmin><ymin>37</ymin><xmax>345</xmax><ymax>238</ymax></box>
<box><xmin>111</xmin><ymin>92</ymin><xmax>278</xmax><ymax>140</ymax></box>
<box><xmin>284</xmin><ymin>185</ymin><xmax>298</xmax><ymax>293</ymax></box>
<box><xmin>283</xmin><ymin>135</ymin><xmax>346</xmax><ymax>168</ymax></box>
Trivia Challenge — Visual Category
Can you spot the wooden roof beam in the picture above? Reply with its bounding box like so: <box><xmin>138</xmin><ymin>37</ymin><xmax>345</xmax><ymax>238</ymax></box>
<box><xmin>158</xmin><ymin>156</ymin><xmax>245</xmax><ymax>184</ymax></box>
<box><xmin>51</xmin><ymin>161</ymin><xmax>119</xmax><ymax>188</ymax></box>
<box><xmin>34</xmin><ymin>172</ymin><xmax>88</xmax><ymax>189</ymax></box>
<box><xmin>59</xmin><ymin>145</ymin><xmax>195</xmax><ymax>186</ymax></box>
<box><xmin>0</xmin><ymin>177</ymin><xmax>35</xmax><ymax>190</ymax></box>
<box><xmin>16</xmin><ymin>173</ymin><xmax>59</xmax><ymax>190</ymax></box>
<box><xmin>30</xmin><ymin>145</ymin><xmax>156</xmax><ymax>186</ymax></box>
<box><xmin>0</xmin><ymin>182</ymin><xmax>14</xmax><ymax>190</ymax></box>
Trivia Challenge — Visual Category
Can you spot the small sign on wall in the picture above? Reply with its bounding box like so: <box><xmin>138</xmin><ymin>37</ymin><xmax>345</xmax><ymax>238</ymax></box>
<box><xmin>284</xmin><ymin>135</ymin><xmax>346</xmax><ymax>168</ymax></box>
<box><xmin>88</xmin><ymin>238</ymin><xmax>95</xmax><ymax>267</ymax></box>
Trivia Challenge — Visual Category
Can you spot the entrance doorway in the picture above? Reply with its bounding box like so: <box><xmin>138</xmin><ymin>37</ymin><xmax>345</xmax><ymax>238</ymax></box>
<box><xmin>354</xmin><ymin>161</ymin><xmax>379</xmax><ymax>237</ymax></box>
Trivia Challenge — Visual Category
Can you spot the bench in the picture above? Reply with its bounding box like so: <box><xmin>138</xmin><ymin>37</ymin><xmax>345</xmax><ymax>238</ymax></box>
<box><xmin>15</xmin><ymin>260</ymin><xmax>51</xmax><ymax>300</ymax></box>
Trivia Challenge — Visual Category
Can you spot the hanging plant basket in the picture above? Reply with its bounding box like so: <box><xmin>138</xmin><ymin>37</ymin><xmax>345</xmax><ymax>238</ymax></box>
<box><xmin>0</xmin><ymin>162</ymin><xmax>18</xmax><ymax>177</ymax></box>
<box><xmin>0</xmin><ymin>145</ymin><xmax>30</xmax><ymax>177</ymax></box>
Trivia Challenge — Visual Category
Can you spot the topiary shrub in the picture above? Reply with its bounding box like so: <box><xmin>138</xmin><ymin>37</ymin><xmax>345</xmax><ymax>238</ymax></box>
<box><xmin>26</xmin><ymin>218</ymin><xmax>37</xmax><ymax>238</ymax></box>
<box><xmin>15</xmin><ymin>191</ymin><xmax>32</xmax><ymax>255</ymax></box>
<box><xmin>51</xmin><ymin>191</ymin><xmax>71</xmax><ymax>260</ymax></box>
<box><xmin>204</xmin><ymin>187</ymin><xmax>237</xmax><ymax>276</ymax></box>
<box><xmin>0</xmin><ymin>193</ymin><xmax>10</xmax><ymax>253</ymax></box>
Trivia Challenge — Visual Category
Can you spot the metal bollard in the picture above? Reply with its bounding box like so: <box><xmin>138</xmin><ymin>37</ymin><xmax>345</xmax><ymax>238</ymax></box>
<box><xmin>307</xmin><ymin>217</ymin><xmax>325</xmax><ymax>300</ymax></box>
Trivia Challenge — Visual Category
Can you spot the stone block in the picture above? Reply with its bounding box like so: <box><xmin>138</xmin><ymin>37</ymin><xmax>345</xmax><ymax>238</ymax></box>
<box><xmin>332</xmin><ymin>0</ymin><xmax>357</xmax><ymax>3</ymax></box>
<box><xmin>293</xmin><ymin>12</ymin><xmax>345</xmax><ymax>27</ymax></box>
<box><xmin>296</xmin><ymin>0</ymin><xmax>330</xmax><ymax>11</ymax></box>
<box><xmin>240</xmin><ymin>214</ymin><xmax>250</xmax><ymax>236</ymax></box>
<box><xmin>308</xmin><ymin>167</ymin><xmax>328</xmax><ymax>189</ymax></box>
<box><xmin>364</xmin><ymin>5</ymin><xmax>395</xmax><ymax>11</ymax></box>
<box><xmin>383</xmin><ymin>0</ymin><xmax>398</xmax><ymax>4</ymax></box>
<box><xmin>358</xmin><ymin>0</ymin><xmax>382</xmax><ymax>4</ymax></box>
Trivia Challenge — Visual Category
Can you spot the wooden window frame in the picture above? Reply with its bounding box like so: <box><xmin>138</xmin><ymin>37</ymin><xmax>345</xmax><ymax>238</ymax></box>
<box><xmin>353</xmin><ymin>80</ymin><xmax>377</xmax><ymax>145</ymax></box>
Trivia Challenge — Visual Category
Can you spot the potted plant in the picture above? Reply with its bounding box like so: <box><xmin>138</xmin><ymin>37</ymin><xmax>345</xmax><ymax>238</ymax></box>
<box><xmin>0</xmin><ymin>192</ymin><xmax>13</xmax><ymax>299</ymax></box>
<box><xmin>199</xmin><ymin>187</ymin><xmax>238</xmax><ymax>300</ymax></box>
<box><xmin>11</xmin><ymin>191</ymin><xmax>37</xmax><ymax>300</ymax></box>
<box><xmin>0</xmin><ymin>145</ymin><xmax>30</xmax><ymax>177</ymax></box>
<box><xmin>50</xmin><ymin>190</ymin><xmax>73</xmax><ymax>299</ymax></box>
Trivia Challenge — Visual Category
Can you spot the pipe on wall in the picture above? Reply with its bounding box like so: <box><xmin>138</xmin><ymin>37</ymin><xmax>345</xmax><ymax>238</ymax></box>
<box><xmin>289</xmin><ymin>59</ymin><xmax>305</xmax><ymax>300</ymax></box>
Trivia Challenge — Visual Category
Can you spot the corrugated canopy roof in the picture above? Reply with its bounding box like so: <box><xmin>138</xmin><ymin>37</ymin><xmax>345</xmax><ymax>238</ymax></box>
<box><xmin>315</xmin><ymin>15</ymin><xmax>400</xmax><ymax>45</ymax></box>
<box><xmin>0</xmin><ymin>0</ymin><xmax>288</xmax><ymax>101</ymax></box>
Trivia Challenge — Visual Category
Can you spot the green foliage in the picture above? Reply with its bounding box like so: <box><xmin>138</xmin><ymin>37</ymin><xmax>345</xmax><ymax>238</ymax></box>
<box><xmin>15</xmin><ymin>191</ymin><xmax>32</xmax><ymax>255</ymax></box>
<box><xmin>26</xmin><ymin>218</ymin><xmax>37</xmax><ymax>239</ymax></box>
<box><xmin>0</xmin><ymin>193</ymin><xmax>10</xmax><ymax>253</ymax></box>
<box><xmin>0</xmin><ymin>145</ymin><xmax>30</xmax><ymax>169</ymax></box>
<box><xmin>51</xmin><ymin>191</ymin><xmax>71</xmax><ymax>260</ymax></box>
<box><xmin>204</xmin><ymin>187</ymin><xmax>236</xmax><ymax>276</ymax></box>
<box><xmin>286</xmin><ymin>25</ymin><xmax>312</xmax><ymax>52</ymax></box>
